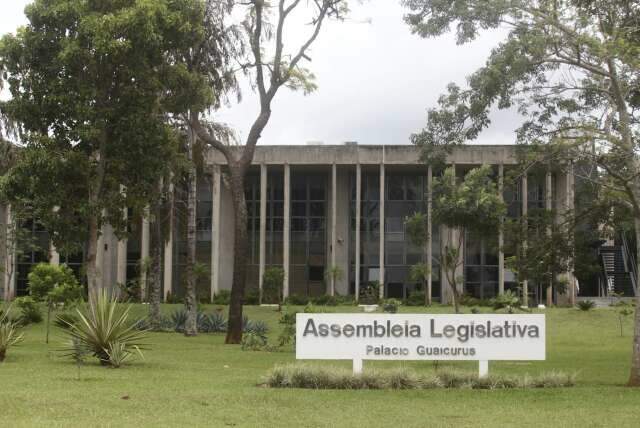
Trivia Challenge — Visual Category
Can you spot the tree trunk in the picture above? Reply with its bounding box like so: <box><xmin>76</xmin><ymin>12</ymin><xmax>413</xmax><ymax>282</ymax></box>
<box><xmin>628</xmin><ymin>216</ymin><xmax>640</xmax><ymax>386</ymax></box>
<box><xmin>148</xmin><ymin>195</ymin><xmax>163</xmax><ymax>330</ymax></box>
<box><xmin>226</xmin><ymin>170</ymin><xmax>249</xmax><ymax>344</ymax></box>
<box><xmin>184</xmin><ymin>128</ymin><xmax>198</xmax><ymax>337</ymax></box>
<box><xmin>86</xmin><ymin>212</ymin><xmax>100</xmax><ymax>298</ymax></box>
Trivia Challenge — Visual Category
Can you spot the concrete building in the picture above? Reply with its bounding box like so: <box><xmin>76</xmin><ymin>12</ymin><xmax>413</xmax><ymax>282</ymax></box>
<box><xmin>0</xmin><ymin>144</ymin><xmax>588</xmax><ymax>304</ymax></box>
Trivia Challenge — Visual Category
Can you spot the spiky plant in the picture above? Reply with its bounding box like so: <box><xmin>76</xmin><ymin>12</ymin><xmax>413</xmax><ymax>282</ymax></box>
<box><xmin>0</xmin><ymin>306</ymin><xmax>24</xmax><ymax>362</ymax></box>
<box><xmin>60</xmin><ymin>290</ymin><xmax>148</xmax><ymax>367</ymax></box>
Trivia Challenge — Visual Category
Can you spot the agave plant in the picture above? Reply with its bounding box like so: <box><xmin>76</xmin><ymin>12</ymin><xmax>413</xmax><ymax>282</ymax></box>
<box><xmin>245</xmin><ymin>320</ymin><xmax>269</xmax><ymax>340</ymax></box>
<box><xmin>170</xmin><ymin>309</ymin><xmax>188</xmax><ymax>333</ymax></box>
<box><xmin>0</xmin><ymin>306</ymin><xmax>24</xmax><ymax>362</ymax></box>
<box><xmin>60</xmin><ymin>290</ymin><xmax>148</xmax><ymax>367</ymax></box>
<box><xmin>205</xmin><ymin>312</ymin><xmax>227</xmax><ymax>333</ymax></box>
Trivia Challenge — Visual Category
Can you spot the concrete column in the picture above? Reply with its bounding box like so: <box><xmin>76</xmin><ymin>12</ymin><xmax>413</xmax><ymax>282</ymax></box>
<box><xmin>140</xmin><ymin>208</ymin><xmax>150</xmax><ymax>300</ymax></box>
<box><xmin>211</xmin><ymin>165</ymin><xmax>221</xmax><ymax>300</ymax></box>
<box><xmin>283</xmin><ymin>163</ymin><xmax>291</xmax><ymax>298</ymax></box>
<box><xmin>163</xmin><ymin>180</ymin><xmax>174</xmax><ymax>301</ymax></box>
<box><xmin>498</xmin><ymin>164</ymin><xmax>504</xmax><ymax>295</ymax></box>
<box><xmin>3</xmin><ymin>205</ymin><xmax>16</xmax><ymax>301</ymax></box>
<box><xmin>379</xmin><ymin>163</ymin><xmax>385</xmax><ymax>299</ymax></box>
<box><xmin>330</xmin><ymin>163</ymin><xmax>337</xmax><ymax>296</ymax></box>
<box><xmin>49</xmin><ymin>242</ymin><xmax>60</xmax><ymax>266</ymax></box>
<box><xmin>545</xmin><ymin>170</ymin><xmax>553</xmax><ymax>306</ymax></box>
<box><xmin>116</xmin><ymin>190</ymin><xmax>128</xmax><ymax>287</ymax></box>
<box><xmin>49</xmin><ymin>206</ymin><xmax>61</xmax><ymax>266</ymax></box>
<box><xmin>258</xmin><ymin>164</ymin><xmax>267</xmax><ymax>302</ymax></box>
<box><xmin>427</xmin><ymin>165</ymin><xmax>433</xmax><ymax>305</ymax></box>
<box><xmin>355</xmin><ymin>164</ymin><xmax>362</xmax><ymax>302</ymax></box>
<box><xmin>522</xmin><ymin>173</ymin><xmax>528</xmax><ymax>307</ymax></box>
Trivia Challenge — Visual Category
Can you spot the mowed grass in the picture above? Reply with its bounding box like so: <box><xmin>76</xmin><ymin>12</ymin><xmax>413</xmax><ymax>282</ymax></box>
<box><xmin>1</xmin><ymin>304</ymin><xmax>639</xmax><ymax>427</ymax></box>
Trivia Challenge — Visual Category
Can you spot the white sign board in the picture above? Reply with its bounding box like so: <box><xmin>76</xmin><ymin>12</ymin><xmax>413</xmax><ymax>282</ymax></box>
<box><xmin>296</xmin><ymin>314</ymin><xmax>545</xmax><ymax>374</ymax></box>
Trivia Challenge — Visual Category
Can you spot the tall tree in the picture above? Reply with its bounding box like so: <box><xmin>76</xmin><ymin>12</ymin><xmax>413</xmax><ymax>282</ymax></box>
<box><xmin>403</xmin><ymin>0</ymin><xmax>640</xmax><ymax>385</ymax></box>
<box><xmin>0</xmin><ymin>0</ymin><xmax>205</xmax><ymax>295</ymax></box>
<box><xmin>172</xmin><ymin>0</ymin><xmax>240</xmax><ymax>337</ymax></box>
<box><xmin>431</xmin><ymin>165</ymin><xmax>505</xmax><ymax>313</ymax></box>
<box><xmin>191</xmin><ymin>0</ymin><xmax>350</xmax><ymax>343</ymax></box>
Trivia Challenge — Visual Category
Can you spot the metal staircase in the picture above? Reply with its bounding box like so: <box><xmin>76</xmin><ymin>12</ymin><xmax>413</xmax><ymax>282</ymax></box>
<box><xmin>599</xmin><ymin>242</ymin><xmax>636</xmax><ymax>297</ymax></box>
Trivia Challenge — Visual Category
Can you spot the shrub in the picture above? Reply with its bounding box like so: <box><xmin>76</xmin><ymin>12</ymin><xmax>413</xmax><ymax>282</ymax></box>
<box><xmin>335</xmin><ymin>294</ymin><xmax>355</xmax><ymax>306</ymax></box>
<box><xmin>15</xmin><ymin>296</ymin><xmax>43</xmax><ymax>325</ymax></box>
<box><xmin>262</xmin><ymin>364</ymin><xmax>576</xmax><ymax>390</ymax></box>
<box><xmin>284</xmin><ymin>294</ymin><xmax>309</xmax><ymax>306</ymax></box>
<box><xmin>54</xmin><ymin>312</ymin><xmax>80</xmax><ymax>330</ymax></box>
<box><xmin>577</xmin><ymin>300</ymin><xmax>596</xmax><ymax>311</ymax></box>
<box><xmin>170</xmin><ymin>309</ymin><xmax>188</xmax><ymax>332</ymax></box>
<box><xmin>405</xmin><ymin>291</ymin><xmax>425</xmax><ymax>306</ymax></box>
<box><xmin>244</xmin><ymin>319</ymin><xmax>269</xmax><ymax>339</ymax></box>
<box><xmin>241</xmin><ymin>332</ymin><xmax>268</xmax><ymax>351</ymax></box>
<box><xmin>311</xmin><ymin>295</ymin><xmax>338</xmax><ymax>306</ymax></box>
<box><xmin>60</xmin><ymin>290</ymin><xmax>148</xmax><ymax>367</ymax></box>
<box><xmin>212</xmin><ymin>290</ymin><xmax>231</xmax><ymax>305</ymax></box>
<box><xmin>244</xmin><ymin>289</ymin><xmax>260</xmax><ymax>305</ymax></box>
<box><xmin>263</xmin><ymin>267</ymin><xmax>285</xmax><ymax>304</ymax></box>
<box><xmin>360</xmin><ymin>281</ymin><xmax>380</xmax><ymax>305</ymax></box>
<box><xmin>490</xmin><ymin>290</ymin><xmax>521</xmax><ymax>311</ymax></box>
<box><xmin>383</xmin><ymin>298</ymin><xmax>401</xmax><ymax>313</ymax></box>
<box><xmin>0</xmin><ymin>306</ymin><xmax>24</xmax><ymax>362</ymax></box>
<box><xmin>204</xmin><ymin>312</ymin><xmax>227</xmax><ymax>333</ymax></box>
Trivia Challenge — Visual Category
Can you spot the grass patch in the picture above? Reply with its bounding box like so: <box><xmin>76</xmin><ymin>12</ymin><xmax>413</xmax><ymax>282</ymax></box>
<box><xmin>0</xmin><ymin>304</ymin><xmax>638</xmax><ymax>427</ymax></box>
<box><xmin>263</xmin><ymin>363</ymin><xmax>576</xmax><ymax>390</ymax></box>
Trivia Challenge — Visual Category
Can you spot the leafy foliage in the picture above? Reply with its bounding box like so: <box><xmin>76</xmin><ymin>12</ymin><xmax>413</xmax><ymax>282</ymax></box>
<box><xmin>262</xmin><ymin>267</ymin><xmax>285</xmax><ymax>305</ymax></box>
<box><xmin>0</xmin><ymin>305</ymin><xmax>24</xmax><ymax>362</ymax></box>
<box><xmin>14</xmin><ymin>297</ymin><xmax>43</xmax><ymax>325</ymax></box>
<box><xmin>577</xmin><ymin>300</ymin><xmax>596</xmax><ymax>311</ymax></box>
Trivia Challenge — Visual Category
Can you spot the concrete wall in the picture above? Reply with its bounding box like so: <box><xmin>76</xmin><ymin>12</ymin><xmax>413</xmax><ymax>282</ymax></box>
<box><xmin>334</xmin><ymin>166</ymin><xmax>351</xmax><ymax>295</ymax></box>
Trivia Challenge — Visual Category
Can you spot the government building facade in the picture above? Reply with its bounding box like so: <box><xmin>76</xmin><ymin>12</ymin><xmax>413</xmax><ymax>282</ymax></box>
<box><xmin>2</xmin><ymin>143</ymin><xmax>615</xmax><ymax>305</ymax></box>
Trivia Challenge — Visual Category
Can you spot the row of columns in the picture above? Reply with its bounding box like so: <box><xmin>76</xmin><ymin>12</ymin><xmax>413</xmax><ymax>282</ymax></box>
<box><xmin>1</xmin><ymin>163</ymin><xmax>575</xmax><ymax>303</ymax></box>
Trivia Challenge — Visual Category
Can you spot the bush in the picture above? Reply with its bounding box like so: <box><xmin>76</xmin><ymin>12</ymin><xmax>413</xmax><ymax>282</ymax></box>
<box><xmin>311</xmin><ymin>295</ymin><xmax>338</xmax><ymax>306</ymax></box>
<box><xmin>244</xmin><ymin>289</ymin><xmax>260</xmax><ymax>305</ymax></box>
<box><xmin>0</xmin><ymin>306</ymin><xmax>24</xmax><ymax>362</ymax></box>
<box><xmin>241</xmin><ymin>332</ymin><xmax>268</xmax><ymax>351</ymax></box>
<box><xmin>490</xmin><ymin>290</ymin><xmax>521</xmax><ymax>311</ymax></box>
<box><xmin>54</xmin><ymin>312</ymin><xmax>80</xmax><ymax>330</ymax></box>
<box><xmin>212</xmin><ymin>290</ymin><xmax>230</xmax><ymax>305</ymax></box>
<box><xmin>244</xmin><ymin>319</ymin><xmax>269</xmax><ymax>339</ymax></box>
<box><xmin>284</xmin><ymin>294</ymin><xmax>310</xmax><ymax>306</ymax></box>
<box><xmin>383</xmin><ymin>298</ymin><xmax>401</xmax><ymax>313</ymax></box>
<box><xmin>60</xmin><ymin>290</ymin><xmax>148</xmax><ymax>367</ymax></box>
<box><xmin>15</xmin><ymin>296</ymin><xmax>43</xmax><ymax>325</ymax></box>
<box><xmin>203</xmin><ymin>312</ymin><xmax>227</xmax><ymax>333</ymax></box>
<box><xmin>404</xmin><ymin>291</ymin><xmax>425</xmax><ymax>306</ymax></box>
<box><xmin>577</xmin><ymin>300</ymin><xmax>596</xmax><ymax>311</ymax></box>
<box><xmin>263</xmin><ymin>267</ymin><xmax>285</xmax><ymax>304</ymax></box>
<box><xmin>262</xmin><ymin>364</ymin><xmax>576</xmax><ymax>390</ymax></box>
<box><xmin>360</xmin><ymin>281</ymin><xmax>380</xmax><ymax>305</ymax></box>
<box><xmin>335</xmin><ymin>294</ymin><xmax>356</xmax><ymax>306</ymax></box>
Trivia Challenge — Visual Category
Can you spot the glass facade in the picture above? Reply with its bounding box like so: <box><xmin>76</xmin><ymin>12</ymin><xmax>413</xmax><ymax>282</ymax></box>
<box><xmin>289</xmin><ymin>173</ymin><xmax>327</xmax><ymax>297</ymax></box>
<box><xmin>350</xmin><ymin>171</ymin><xmax>441</xmax><ymax>300</ymax></box>
<box><xmin>15</xmin><ymin>219</ymin><xmax>49</xmax><ymax>296</ymax></box>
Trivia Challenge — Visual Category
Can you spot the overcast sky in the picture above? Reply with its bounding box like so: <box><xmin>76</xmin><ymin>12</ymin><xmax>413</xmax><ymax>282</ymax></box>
<box><xmin>0</xmin><ymin>0</ymin><xmax>519</xmax><ymax>146</ymax></box>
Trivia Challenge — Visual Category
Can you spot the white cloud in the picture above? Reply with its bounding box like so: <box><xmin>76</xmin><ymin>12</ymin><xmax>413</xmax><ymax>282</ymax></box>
<box><xmin>0</xmin><ymin>0</ymin><xmax>520</xmax><ymax>146</ymax></box>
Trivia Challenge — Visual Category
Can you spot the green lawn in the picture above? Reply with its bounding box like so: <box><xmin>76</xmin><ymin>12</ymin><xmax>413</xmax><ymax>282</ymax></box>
<box><xmin>1</xmin><ymin>304</ymin><xmax>639</xmax><ymax>427</ymax></box>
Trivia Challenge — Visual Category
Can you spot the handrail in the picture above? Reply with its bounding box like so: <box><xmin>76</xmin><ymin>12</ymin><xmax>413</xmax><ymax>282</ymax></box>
<box><xmin>621</xmin><ymin>232</ymin><xmax>637</xmax><ymax>295</ymax></box>
<box><xmin>599</xmin><ymin>249</ymin><xmax>612</xmax><ymax>297</ymax></box>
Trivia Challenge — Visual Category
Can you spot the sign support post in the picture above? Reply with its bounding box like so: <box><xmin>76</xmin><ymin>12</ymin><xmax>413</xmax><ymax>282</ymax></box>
<box><xmin>353</xmin><ymin>359</ymin><xmax>363</xmax><ymax>375</ymax></box>
<box><xmin>479</xmin><ymin>360</ymin><xmax>489</xmax><ymax>378</ymax></box>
